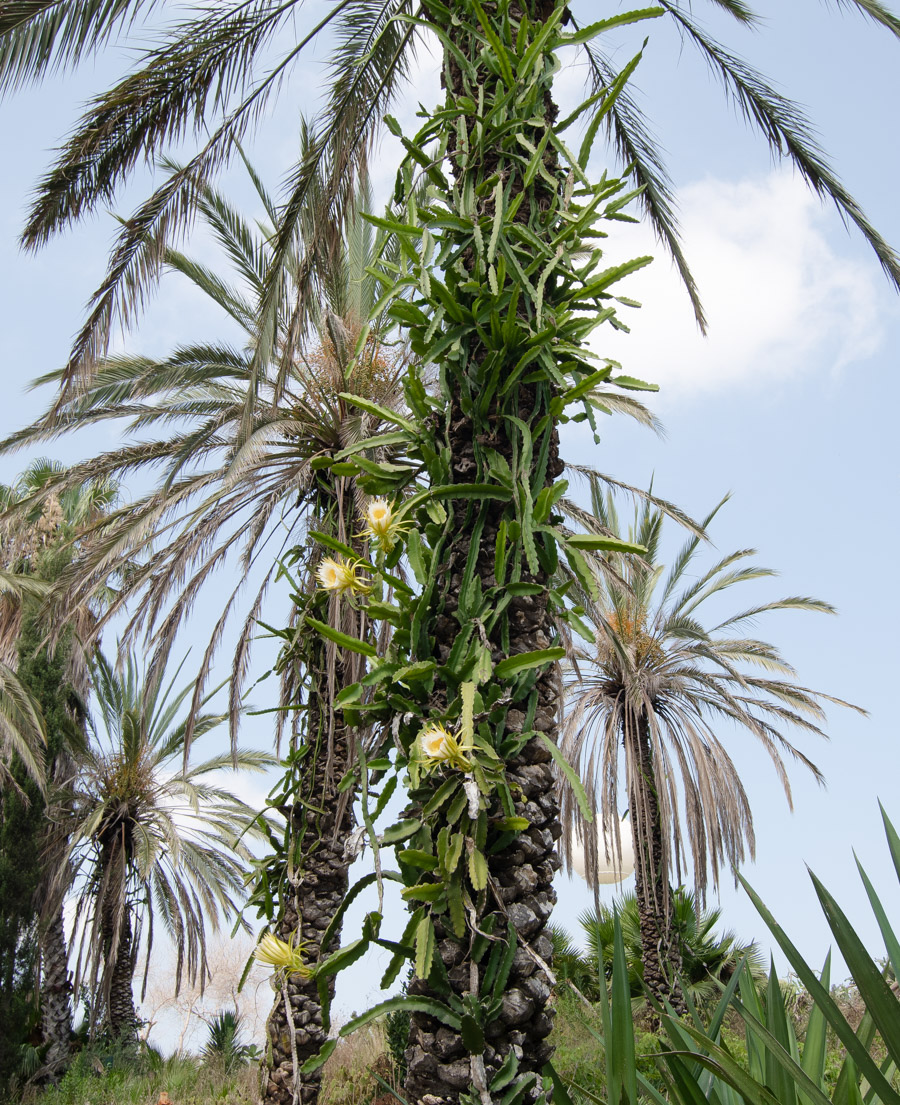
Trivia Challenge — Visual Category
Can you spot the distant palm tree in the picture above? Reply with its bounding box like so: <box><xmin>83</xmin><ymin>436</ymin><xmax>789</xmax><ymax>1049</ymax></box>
<box><xmin>53</xmin><ymin>648</ymin><xmax>271</xmax><ymax>1041</ymax></box>
<box><xmin>560</xmin><ymin>490</ymin><xmax>862</xmax><ymax>1012</ymax></box>
<box><xmin>551</xmin><ymin>888</ymin><xmax>764</xmax><ymax>1011</ymax></box>
<box><xmin>0</xmin><ymin>460</ymin><xmax>117</xmax><ymax>1076</ymax></box>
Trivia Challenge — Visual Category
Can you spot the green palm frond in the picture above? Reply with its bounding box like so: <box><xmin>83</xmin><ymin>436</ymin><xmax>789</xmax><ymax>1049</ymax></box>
<box><xmin>701</xmin><ymin>0</ymin><xmax>760</xmax><ymax>22</ymax></box>
<box><xmin>657</xmin><ymin>0</ymin><xmax>900</xmax><ymax>292</ymax></box>
<box><xmin>0</xmin><ymin>661</ymin><xmax>46</xmax><ymax>792</ymax></box>
<box><xmin>580</xmin><ymin>38</ymin><xmax>708</xmax><ymax>332</ymax></box>
<box><xmin>0</xmin><ymin>0</ymin><xmax>159</xmax><ymax>92</ymax></box>
<box><xmin>261</xmin><ymin>1</ymin><xmax>418</xmax><ymax>366</ymax></box>
<box><xmin>55</xmin><ymin>645</ymin><xmax>273</xmax><ymax>1036</ymax></box>
<box><xmin>825</xmin><ymin>0</ymin><xmax>900</xmax><ymax>36</ymax></box>
<box><xmin>3</xmin><ymin>0</ymin><xmax>896</xmax><ymax>384</ymax></box>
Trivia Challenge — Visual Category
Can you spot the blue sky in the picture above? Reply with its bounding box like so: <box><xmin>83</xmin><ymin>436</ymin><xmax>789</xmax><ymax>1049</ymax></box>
<box><xmin>1</xmin><ymin>0</ymin><xmax>899</xmax><ymax>1037</ymax></box>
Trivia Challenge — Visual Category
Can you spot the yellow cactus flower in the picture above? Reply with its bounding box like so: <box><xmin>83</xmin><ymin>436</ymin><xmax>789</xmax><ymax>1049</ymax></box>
<box><xmin>417</xmin><ymin>722</ymin><xmax>473</xmax><ymax>773</ymax></box>
<box><xmin>419</xmin><ymin>722</ymin><xmax>454</xmax><ymax>761</ymax></box>
<box><xmin>360</xmin><ymin>498</ymin><xmax>409</xmax><ymax>551</ymax></box>
<box><xmin>254</xmin><ymin>932</ymin><xmax>313</xmax><ymax>978</ymax></box>
<box><xmin>315</xmin><ymin>556</ymin><xmax>369</xmax><ymax>595</ymax></box>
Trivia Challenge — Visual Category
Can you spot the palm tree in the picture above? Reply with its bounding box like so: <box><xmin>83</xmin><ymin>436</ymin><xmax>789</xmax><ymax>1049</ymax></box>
<box><xmin>0</xmin><ymin>161</ymin><xmax>411</xmax><ymax>1100</ymax></box>
<box><xmin>54</xmin><ymin>647</ymin><xmax>270</xmax><ymax>1041</ymax></box>
<box><xmin>0</xmin><ymin>162</ymin><xmax>408</xmax><ymax>746</ymax></box>
<box><xmin>0</xmin><ymin>0</ymin><xmax>897</xmax><ymax>392</ymax></box>
<box><xmin>551</xmin><ymin>888</ymin><xmax>764</xmax><ymax>1011</ymax></box>
<box><xmin>0</xmin><ymin>461</ymin><xmax>116</xmax><ymax>1079</ymax></box>
<box><xmin>560</xmin><ymin>490</ymin><xmax>863</xmax><ymax>1012</ymax></box>
<box><xmin>1</xmin><ymin>3</ymin><xmax>896</xmax><ymax>1099</ymax></box>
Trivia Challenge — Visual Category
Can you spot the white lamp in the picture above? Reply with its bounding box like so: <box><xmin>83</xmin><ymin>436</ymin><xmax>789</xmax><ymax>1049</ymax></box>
<box><xmin>570</xmin><ymin>814</ymin><xmax>635</xmax><ymax>884</ymax></box>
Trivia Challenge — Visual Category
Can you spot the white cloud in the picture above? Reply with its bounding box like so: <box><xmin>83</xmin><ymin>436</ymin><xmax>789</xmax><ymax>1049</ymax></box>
<box><xmin>590</xmin><ymin>171</ymin><xmax>889</xmax><ymax>399</ymax></box>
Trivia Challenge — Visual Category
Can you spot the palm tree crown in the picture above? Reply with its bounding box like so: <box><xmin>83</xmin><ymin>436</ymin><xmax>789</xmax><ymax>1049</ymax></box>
<box><xmin>0</xmin><ymin>163</ymin><xmax>411</xmax><ymax>748</ymax></box>
<box><xmin>561</xmin><ymin>490</ymin><xmax>864</xmax><ymax>900</ymax></box>
<box><xmin>55</xmin><ymin>648</ymin><xmax>272</xmax><ymax>1038</ymax></box>
<box><xmin>0</xmin><ymin>0</ymin><xmax>898</xmax><ymax>390</ymax></box>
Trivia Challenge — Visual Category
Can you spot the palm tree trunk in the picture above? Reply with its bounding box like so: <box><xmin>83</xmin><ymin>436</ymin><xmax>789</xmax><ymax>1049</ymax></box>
<box><xmin>629</xmin><ymin>710</ymin><xmax>686</xmax><ymax>1019</ymax></box>
<box><xmin>105</xmin><ymin>908</ymin><xmax>137</xmax><ymax>1040</ymax></box>
<box><xmin>96</xmin><ymin>837</ymin><xmax>137</xmax><ymax>1042</ymax></box>
<box><xmin>403</xmin><ymin>422</ymin><xmax>564</xmax><ymax>1105</ymax></box>
<box><xmin>39</xmin><ymin>906</ymin><xmax>71</xmax><ymax>1074</ymax></box>
<box><xmin>399</xmin><ymin>1</ymin><xmax>570</xmax><ymax>1098</ymax></box>
<box><xmin>262</xmin><ymin>662</ymin><xmax>355</xmax><ymax>1105</ymax></box>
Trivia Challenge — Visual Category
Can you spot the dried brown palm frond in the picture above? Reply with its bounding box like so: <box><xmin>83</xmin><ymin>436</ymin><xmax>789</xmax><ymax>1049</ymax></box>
<box><xmin>559</xmin><ymin>488</ymin><xmax>865</xmax><ymax>902</ymax></box>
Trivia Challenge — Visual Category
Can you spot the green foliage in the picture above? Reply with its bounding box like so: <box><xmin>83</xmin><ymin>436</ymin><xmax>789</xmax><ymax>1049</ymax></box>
<box><xmin>568</xmin><ymin>889</ymin><xmax>764</xmax><ymax>1008</ymax></box>
<box><xmin>199</xmin><ymin>1010</ymin><xmax>258</xmax><ymax>1074</ymax></box>
<box><xmin>25</xmin><ymin>1047</ymin><xmax>257</xmax><ymax>1105</ymax></box>
<box><xmin>386</xmin><ymin>1005</ymin><xmax>411</xmax><ymax>1083</ymax></box>
<box><xmin>0</xmin><ymin>482</ymin><xmax>93</xmax><ymax>1086</ymax></box>
<box><xmin>546</xmin><ymin>804</ymin><xmax>900</xmax><ymax>1105</ymax></box>
<box><xmin>281</xmin><ymin>4</ymin><xmax>660</xmax><ymax>1092</ymax></box>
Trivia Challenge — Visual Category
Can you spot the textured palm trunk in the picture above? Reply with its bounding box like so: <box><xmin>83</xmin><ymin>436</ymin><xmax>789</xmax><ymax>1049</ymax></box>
<box><xmin>403</xmin><ymin>421</ymin><xmax>564</xmax><ymax>1105</ymax></box>
<box><xmin>95</xmin><ymin>836</ymin><xmax>138</xmax><ymax>1041</ymax></box>
<box><xmin>401</xmin><ymin>2</ymin><xmax>569</xmax><ymax>1100</ymax></box>
<box><xmin>629</xmin><ymin>710</ymin><xmax>686</xmax><ymax>1019</ymax></box>
<box><xmin>105</xmin><ymin>908</ymin><xmax>137</xmax><ymax>1040</ymax></box>
<box><xmin>262</xmin><ymin>661</ymin><xmax>355</xmax><ymax>1105</ymax></box>
<box><xmin>40</xmin><ymin>906</ymin><xmax>71</xmax><ymax>1074</ymax></box>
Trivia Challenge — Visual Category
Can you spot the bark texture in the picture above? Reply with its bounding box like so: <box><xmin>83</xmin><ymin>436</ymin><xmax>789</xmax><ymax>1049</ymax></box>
<box><xmin>629</xmin><ymin>711</ymin><xmax>686</xmax><ymax>1019</ymax></box>
<box><xmin>262</xmin><ymin>676</ymin><xmax>355</xmax><ymax>1105</ymax></box>
<box><xmin>403</xmin><ymin>416</ymin><xmax>564</xmax><ymax>1105</ymax></box>
<box><xmin>103</xmin><ymin>905</ymin><xmax>137</xmax><ymax>1040</ymax></box>
<box><xmin>40</xmin><ymin>907</ymin><xmax>71</xmax><ymax>1073</ymax></box>
<box><xmin>401</xmin><ymin>2</ymin><xmax>569</xmax><ymax>1099</ymax></box>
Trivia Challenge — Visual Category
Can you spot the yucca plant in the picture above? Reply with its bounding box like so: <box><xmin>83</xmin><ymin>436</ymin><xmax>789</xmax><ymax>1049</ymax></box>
<box><xmin>550</xmin><ymin>804</ymin><xmax>900</xmax><ymax>1105</ymax></box>
<box><xmin>200</xmin><ymin>1009</ymin><xmax>258</xmax><ymax>1074</ymax></box>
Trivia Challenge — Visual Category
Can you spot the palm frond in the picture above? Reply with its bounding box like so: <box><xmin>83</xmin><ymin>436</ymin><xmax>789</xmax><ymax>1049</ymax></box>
<box><xmin>22</xmin><ymin>2</ymin><xmax>354</xmax><ymax>388</ymax></box>
<box><xmin>0</xmin><ymin>0</ymin><xmax>159</xmax><ymax>93</ymax></box>
<box><xmin>658</xmin><ymin>0</ymin><xmax>900</xmax><ymax>291</ymax></box>
<box><xmin>823</xmin><ymin>0</ymin><xmax>900</xmax><ymax>37</ymax></box>
<box><xmin>581</xmin><ymin>38</ymin><xmax>708</xmax><ymax>331</ymax></box>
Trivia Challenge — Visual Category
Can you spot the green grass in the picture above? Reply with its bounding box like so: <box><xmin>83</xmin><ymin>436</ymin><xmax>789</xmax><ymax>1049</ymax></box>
<box><xmin>22</xmin><ymin>1049</ymin><xmax>257</xmax><ymax>1105</ymax></box>
<box><xmin>19</xmin><ymin>979</ymin><xmax>873</xmax><ymax>1105</ymax></box>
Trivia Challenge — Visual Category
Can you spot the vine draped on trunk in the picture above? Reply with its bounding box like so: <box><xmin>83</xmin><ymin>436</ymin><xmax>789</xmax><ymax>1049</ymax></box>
<box><xmin>300</xmin><ymin>3</ymin><xmax>656</xmax><ymax>1103</ymax></box>
<box><xmin>261</xmin><ymin>641</ymin><xmax>356</xmax><ymax>1105</ymax></box>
